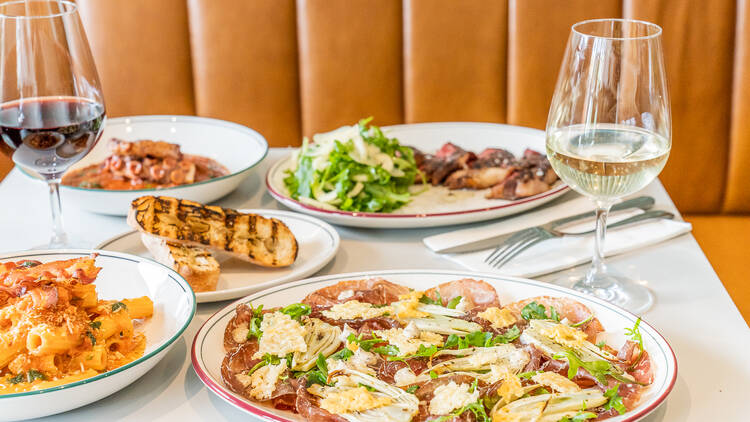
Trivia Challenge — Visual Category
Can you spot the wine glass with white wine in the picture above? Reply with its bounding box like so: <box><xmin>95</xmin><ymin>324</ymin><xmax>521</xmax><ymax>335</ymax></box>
<box><xmin>546</xmin><ymin>19</ymin><xmax>670</xmax><ymax>313</ymax></box>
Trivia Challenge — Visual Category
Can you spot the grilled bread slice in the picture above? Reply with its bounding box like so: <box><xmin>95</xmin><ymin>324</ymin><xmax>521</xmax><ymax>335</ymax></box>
<box><xmin>141</xmin><ymin>234</ymin><xmax>220</xmax><ymax>292</ymax></box>
<box><xmin>128</xmin><ymin>196</ymin><xmax>298</xmax><ymax>267</ymax></box>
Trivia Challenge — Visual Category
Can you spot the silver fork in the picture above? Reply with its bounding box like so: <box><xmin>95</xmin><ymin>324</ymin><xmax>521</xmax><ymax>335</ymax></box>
<box><xmin>484</xmin><ymin>209</ymin><xmax>674</xmax><ymax>269</ymax></box>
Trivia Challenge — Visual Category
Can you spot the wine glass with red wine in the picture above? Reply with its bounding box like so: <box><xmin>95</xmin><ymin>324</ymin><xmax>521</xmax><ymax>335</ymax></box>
<box><xmin>0</xmin><ymin>0</ymin><xmax>105</xmax><ymax>248</ymax></box>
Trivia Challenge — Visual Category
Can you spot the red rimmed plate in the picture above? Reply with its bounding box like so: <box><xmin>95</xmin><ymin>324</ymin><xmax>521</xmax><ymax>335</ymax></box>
<box><xmin>266</xmin><ymin>122</ymin><xmax>569</xmax><ymax>228</ymax></box>
<box><xmin>191</xmin><ymin>270</ymin><xmax>677</xmax><ymax>422</ymax></box>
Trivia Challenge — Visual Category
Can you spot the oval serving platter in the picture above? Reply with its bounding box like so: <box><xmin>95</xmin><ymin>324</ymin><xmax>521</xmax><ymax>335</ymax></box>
<box><xmin>267</xmin><ymin>122</ymin><xmax>569</xmax><ymax>228</ymax></box>
<box><xmin>191</xmin><ymin>269</ymin><xmax>676</xmax><ymax>422</ymax></box>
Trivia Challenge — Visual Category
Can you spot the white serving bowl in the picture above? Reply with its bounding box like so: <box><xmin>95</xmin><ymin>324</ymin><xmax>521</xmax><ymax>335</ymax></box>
<box><xmin>21</xmin><ymin>115</ymin><xmax>268</xmax><ymax>215</ymax></box>
<box><xmin>0</xmin><ymin>250</ymin><xmax>196</xmax><ymax>421</ymax></box>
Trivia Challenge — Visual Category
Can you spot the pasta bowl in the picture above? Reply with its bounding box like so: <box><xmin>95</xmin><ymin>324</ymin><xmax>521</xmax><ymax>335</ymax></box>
<box><xmin>0</xmin><ymin>250</ymin><xmax>196</xmax><ymax>421</ymax></box>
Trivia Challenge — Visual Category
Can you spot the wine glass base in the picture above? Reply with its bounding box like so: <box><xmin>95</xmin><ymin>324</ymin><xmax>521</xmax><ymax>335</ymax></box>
<box><xmin>555</xmin><ymin>272</ymin><xmax>654</xmax><ymax>314</ymax></box>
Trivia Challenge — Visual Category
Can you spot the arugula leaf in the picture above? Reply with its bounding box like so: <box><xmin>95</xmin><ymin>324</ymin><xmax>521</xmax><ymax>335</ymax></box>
<box><xmin>446</xmin><ymin>296</ymin><xmax>462</xmax><ymax>309</ymax></box>
<box><xmin>280</xmin><ymin>303</ymin><xmax>311</xmax><ymax>321</ymax></box>
<box><xmin>419</xmin><ymin>290</ymin><xmax>442</xmax><ymax>306</ymax></box>
<box><xmin>316</xmin><ymin>353</ymin><xmax>328</xmax><ymax>376</ymax></box>
<box><xmin>489</xmin><ymin>326</ymin><xmax>521</xmax><ymax>345</ymax></box>
<box><xmin>247</xmin><ymin>316</ymin><xmax>263</xmax><ymax>340</ymax></box>
<box><xmin>111</xmin><ymin>302</ymin><xmax>128</xmax><ymax>312</ymax></box>
<box><xmin>89</xmin><ymin>321</ymin><xmax>102</xmax><ymax>330</ymax></box>
<box><xmin>405</xmin><ymin>385</ymin><xmax>419</xmax><ymax>394</ymax></box>
<box><xmin>444</xmin><ymin>334</ymin><xmax>460</xmax><ymax>349</ymax></box>
<box><xmin>247</xmin><ymin>354</ymin><xmax>282</xmax><ymax>376</ymax></box>
<box><xmin>571</xmin><ymin>314</ymin><xmax>595</xmax><ymax>328</ymax></box>
<box><xmin>429</xmin><ymin>370</ymin><xmax>438</xmax><ymax>379</ymax></box>
<box><xmin>306</xmin><ymin>371</ymin><xmax>328</xmax><ymax>387</ymax></box>
<box><xmin>465</xmin><ymin>331</ymin><xmax>493</xmax><ymax>347</ymax></box>
<box><xmin>552</xmin><ymin>351</ymin><xmax>633</xmax><ymax>385</ymax></box>
<box><xmin>358</xmin><ymin>383</ymin><xmax>377</xmax><ymax>392</ymax></box>
<box><xmin>532</xmin><ymin>387</ymin><xmax>551</xmax><ymax>395</ymax></box>
<box><xmin>596</xmin><ymin>340</ymin><xmax>607</xmax><ymax>349</ymax></box>
<box><xmin>330</xmin><ymin>348</ymin><xmax>354</xmax><ymax>361</ymax></box>
<box><xmin>603</xmin><ymin>383</ymin><xmax>627</xmax><ymax>415</ymax></box>
<box><xmin>518</xmin><ymin>370</ymin><xmax>540</xmax><ymax>380</ymax></box>
<box><xmin>560</xmin><ymin>412</ymin><xmax>597</xmax><ymax>422</ymax></box>
<box><xmin>432</xmin><ymin>400</ymin><xmax>490</xmax><ymax>422</ymax></box>
<box><xmin>347</xmin><ymin>333</ymin><xmax>383</xmax><ymax>352</ymax></box>
<box><xmin>625</xmin><ymin>318</ymin><xmax>644</xmax><ymax>366</ymax></box>
<box><xmin>372</xmin><ymin>344</ymin><xmax>400</xmax><ymax>356</ymax></box>
<box><xmin>520</xmin><ymin>301</ymin><xmax>559</xmax><ymax>321</ymax></box>
<box><xmin>469</xmin><ymin>378</ymin><xmax>478</xmax><ymax>393</ymax></box>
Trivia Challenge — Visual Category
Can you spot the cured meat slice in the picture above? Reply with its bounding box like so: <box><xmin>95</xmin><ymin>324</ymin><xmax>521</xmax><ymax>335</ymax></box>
<box><xmin>302</xmin><ymin>278</ymin><xmax>409</xmax><ymax>307</ymax></box>
<box><xmin>221</xmin><ymin>341</ymin><xmax>263</xmax><ymax>394</ymax></box>
<box><xmin>505</xmin><ymin>296</ymin><xmax>604</xmax><ymax>341</ymax></box>
<box><xmin>424</xmin><ymin>278</ymin><xmax>501</xmax><ymax>311</ymax></box>
<box><xmin>294</xmin><ymin>377</ymin><xmax>348</xmax><ymax>422</ymax></box>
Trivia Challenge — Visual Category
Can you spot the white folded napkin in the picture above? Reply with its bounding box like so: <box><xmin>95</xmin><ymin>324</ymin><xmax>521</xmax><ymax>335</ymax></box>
<box><xmin>424</xmin><ymin>195</ymin><xmax>692</xmax><ymax>278</ymax></box>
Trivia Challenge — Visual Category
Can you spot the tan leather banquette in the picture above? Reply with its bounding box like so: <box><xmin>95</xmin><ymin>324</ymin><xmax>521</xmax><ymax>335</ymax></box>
<box><xmin>0</xmin><ymin>0</ymin><xmax>746</xmax><ymax>320</ymax></box>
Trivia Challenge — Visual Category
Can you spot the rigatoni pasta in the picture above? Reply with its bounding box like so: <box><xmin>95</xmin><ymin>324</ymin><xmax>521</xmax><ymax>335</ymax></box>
<box><xmin>0</xmin><ymin>255</ymin><xmax>153</xmax><ymax>394</ymax></box>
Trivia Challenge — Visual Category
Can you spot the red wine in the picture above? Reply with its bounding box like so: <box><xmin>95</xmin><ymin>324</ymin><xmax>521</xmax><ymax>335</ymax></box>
<box><xmin>0</xmin><ymin>97</ymin><xmax>105</xmax><ymax>176</ymax></box>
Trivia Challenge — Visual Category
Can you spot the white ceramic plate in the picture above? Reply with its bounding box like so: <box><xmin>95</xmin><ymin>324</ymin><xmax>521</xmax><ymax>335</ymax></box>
<box><xmin>20</xmin><ymin>115</ymin><xmax>269</xmax><ymax>216</ymax></box>
<box><xmin>192</xmin><ymin>270</ymin><xmax>677</xmax><ymax>422</ymax></box>
<box><xmin>97</xmin><ymin>210</ymin><xmax>340</xmax><ymax>303</ymax></box>
<box><xmin>0</xmin><ymin>249</ymin><xmax>195</xmax><ymax>421</ymax></box>
<box><xmin>266</xmin><ymin>122</ymin><xmax>569</xmax><ymax>228</ymax></box>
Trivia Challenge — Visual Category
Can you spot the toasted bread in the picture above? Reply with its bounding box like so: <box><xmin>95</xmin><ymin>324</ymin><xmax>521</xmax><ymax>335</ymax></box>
<box><xmin>128</xmin><ymin>196</ymin><xmax>298</xmax><ymax>267</ymax></box>
<box><xmin>141</xmin><ymin>234</ymin><xmax>220</xmax><ymax>292</ymax></box>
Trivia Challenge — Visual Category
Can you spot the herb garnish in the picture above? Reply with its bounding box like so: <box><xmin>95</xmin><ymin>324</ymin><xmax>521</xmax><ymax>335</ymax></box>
<box><xmin>446</xmin><ymin>296</ymin><xmax>463</xmax><ymax>309</ymax></box>
<box><xmin>330</xmin><ymin>348</ymin><xmax>354</xmax><ymax>361</ymax></box>
<box><xmin>246</xmin><ymin>304</ymin><xmax>265</xmax><ymax>340</ymax></box>
<box><xmin>280</xmin><ymin>303</ymin><xmax>311</xmax><ymax>321</ymax></box>
<box><xmin>432</xmin><ymin>400</ymin><xmax>489</xmax><ymax>422</ymax></box>
<box><xmin>405</xmin><ymin>385</ymin><xmax>419</xmax><ymax>394</ymax></box>
<box><xmin>347</xmin><ymin>333</ymin><xmax>384</xmax><ymax>352</ymax></box>
<box><xmin>111</xmin><ymin>301</ymin><xmax>128</xmax><ymax>312</ymax></box>
<box><xmin>603</xmin><ymin>383</ymin><xmax>627</xmax><ymax>415</ymax></box>
<box><xmin>89</xmin><ymin>321</ymin><xmax>102</xmax><ymax>330</ymax></box>
<box><xmin>86</xmin><ymin>331</ymin><xmax>97</xmax><ymax>345</ymax></box>
<box><xmin>8</xmin><ymin>370</ymin><xmax>46</xmax><ymax>384</ymax></box>
<box><xmin>552</xmin><ymin>350</ymin><xmax>634</xmax><ymax>385</ymax></box>
<box><xmin>624</xmin><ymin>318</ymin><xmax>644</xmax><ymax>368</ymax></box>
<box><xmin>521</xmin><ymin>301</ymin><xmax>559</xmax><ymax>321</ymax></box>
<box><xmin>419</xmin><ymin>290</ymin><xmax>443</xmax><ymax>306</ymax></box>
<box><xmin>18</xmin><ymin>261</ymin><xmax>39</xmax><ymax>268</ymax></box>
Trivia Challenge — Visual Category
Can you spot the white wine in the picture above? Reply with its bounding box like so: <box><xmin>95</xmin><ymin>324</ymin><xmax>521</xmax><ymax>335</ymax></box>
<box><xmin>546</xmin><ymin>124</ymin><xmax>670</xmax><ymax>201</ymax></box>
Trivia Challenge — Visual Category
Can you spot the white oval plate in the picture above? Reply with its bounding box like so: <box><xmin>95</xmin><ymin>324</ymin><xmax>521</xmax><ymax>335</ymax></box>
<box><xmin>192</xmin><ymin>270</ymin><xmax>677</xmax><ymax>422</ymax></box>
<box><xmin>0</xmin><ymin>249</ymin><xmax>195</xmax><ymax>421</ymax></box>
<box><xmin>97</xmin><ymin>210</ymin><xmax>340</xmax><ymax>303</ymax></box>
<box><xmin>267</xmin><ymin>122</ymin><xmax>569</xmax><ymax>228</ymax></box>
<box><xmin>21</xmin><ymin>115</ymin><xmax>269</xmax><ymax>216</ymax></box>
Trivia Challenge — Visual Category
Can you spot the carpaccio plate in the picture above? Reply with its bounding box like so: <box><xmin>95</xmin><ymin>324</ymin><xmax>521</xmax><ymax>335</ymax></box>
<box><xmin>191</xmin><ymin>270</ymin><xmax>676</xmax><ymax>422</ymax></box>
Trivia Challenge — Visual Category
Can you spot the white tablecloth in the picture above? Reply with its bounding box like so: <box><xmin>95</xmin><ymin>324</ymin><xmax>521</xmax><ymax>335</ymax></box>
<box><xmin>0</xmin><ymin>148</ymin><xmax>748</xmax><ymax>421</ymax></box>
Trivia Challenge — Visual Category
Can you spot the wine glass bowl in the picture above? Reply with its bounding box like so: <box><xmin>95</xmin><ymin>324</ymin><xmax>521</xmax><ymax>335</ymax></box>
<box><xmin>545</xmin><ymin>19</ymin><xmax>670</xmax><ymax>313</ymax></box>
<box><xmin>0</xmin><ymin>0</ymin><xmax>106</xmax><ymax>247</ymax></box>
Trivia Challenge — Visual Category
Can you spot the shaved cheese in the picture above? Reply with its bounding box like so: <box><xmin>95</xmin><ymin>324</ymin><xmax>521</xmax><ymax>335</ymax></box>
<box><xmin>253</xmin><ymin>312</ymin><xmax>307</xmax><ymax>359</ymax></box>
<box><xmin>322</xmin><ymin>300</ymin><xmax>393</xmax><ymax>320</ymax></box>
<box><xmin>231</xmin><ymin>323</ymin><xmax>248</xmax><ymax>344</ymax></box>
<box><xmin>428</xmin><ymin>382</ymin><xmax>479</xmax><ymax>415</ymax></box>
<box><xmin>337</xmin><ymin>290</ymin><xmax>354</xmax><ymax>300</ymax></box>
<box><xmin>531</xmin><ymin>371</ymin><xmax>581</xmax><ymax>393</ymax></box>
<box><xmin>477</xmin><ymin>307</ymin><xmax>517</xmax><ymax>329</ymax></box>
<box><xmin>319</xmin><ymin>387</ymin><xmax>392</xmax><ymax>414</ymax></box>
<box><xmin>375</xmin><ymin>328</ymin><xmax>443</xmax><ymax>356</ymax></box>
<box><xmin>496</xmin><ymin>372</ymin><xmax>524</xmax><ymax>405</ymax></box>
<box><xmin>247</xmin><ymin>363</ymin><xmax>286</xmax><ymax>400</ymax></box>
<box><xmin>393</xmin><ymin>367</ymin><xmax>417</xmax><ymax>387</ymax></box>
<box><xmin>395</xmin><ymin>291</ymin><xmax>429</xmax><ymax>319</ymax></box>
<box><xmin>537</xmin><ymin>321</ymin><xmax>588</xmax><ymax>349</ymax></box>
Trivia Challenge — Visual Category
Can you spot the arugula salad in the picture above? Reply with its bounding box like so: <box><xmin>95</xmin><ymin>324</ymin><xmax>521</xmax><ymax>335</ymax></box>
<box><xmin>221</xmin><ymin>277</ymin><xmax>654</xmax><ymax>422</ymax></box>
<box><xmin>283</xmin><ymin>118</ymin><xmax>422</xmax><ymax>213</ymax></box>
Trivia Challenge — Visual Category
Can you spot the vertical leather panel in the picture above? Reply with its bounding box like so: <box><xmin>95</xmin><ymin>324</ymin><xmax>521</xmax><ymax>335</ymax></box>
<box><xmin>187</xmin><ymin>0</ymin><xmax>301</xmax><ymax>147</ymax></box>
<box><xmin>0</xmin><ymin>156</ymin><xmax>11</xmax><ymax>181</ymax></box>
<box><xmin>297</xmin><ymin>0</ymin><xmax>403</xmax><ymax>136</ymax></box>
<box><xmin>625</xmin><ymin>0</ymin><xmax>735</xmax><ymax>213</ymax></box>
<box><xmin>725</xmin><ymin>0</ymin><xmax>750</xmax><ymax>212</ymax></box>
<box><xmin>507</xmin><ymin>0</ymin><xmax>621</xmax><ymax>129</ymax></box>
<box><xmin>404</xmin><ymin>0</ymin><xmax>507</xmax><ymax>123</ymax></box>
<box><xmin>77</xmin><ymin>0</ymin><xmax>195</xmax><ymax>116</ymax></box>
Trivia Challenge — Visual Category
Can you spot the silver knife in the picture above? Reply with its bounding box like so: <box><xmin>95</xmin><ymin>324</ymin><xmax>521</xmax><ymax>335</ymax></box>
<box><xmin>432</xmin><ymin>196</ymin><xmax>655</xmax><ymax>254</ymax></box>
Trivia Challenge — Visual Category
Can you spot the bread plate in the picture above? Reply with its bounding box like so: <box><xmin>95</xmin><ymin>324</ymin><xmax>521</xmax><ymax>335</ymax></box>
<box><xmin>191</xmin><ymin>269</ymin><xmax>676</xmax><ymax>422</ymax></box>
<box><xmin>266</xmin><ymin>122</ymin><xmax>569</xmax><ymax>228</ymax></box>
<box><xmin>20</xmin><ymin>115</ymin><xmax>268</xmax><ymax>216</ymax></box>
<box><xmin>0</xmin><ymin>249</ymin><xmax>195</xmax><ymax>421</ymax></box>
<box><xmin>97</xmin><ymin>210</ymin><xmax>340</xmax><ymax>303</ymax></box>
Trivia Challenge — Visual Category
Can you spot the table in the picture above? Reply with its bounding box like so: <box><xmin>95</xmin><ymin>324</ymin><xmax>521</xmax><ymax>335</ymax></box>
<box><xmin>1</xmin><ymin>148</ymin><xmax>748</xmax><ymax>421</ymax></box>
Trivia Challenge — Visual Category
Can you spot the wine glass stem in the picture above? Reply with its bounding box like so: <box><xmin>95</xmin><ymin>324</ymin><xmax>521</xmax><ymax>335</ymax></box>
<box><xmin>584</xmin><ymin>201</ymin><xmax>613</xmax><ymax>288</ymax></box>
<box><xmin>47</xmin><ymin>179</ymin><xmax>68</xmax><ymax>247</ymax></box>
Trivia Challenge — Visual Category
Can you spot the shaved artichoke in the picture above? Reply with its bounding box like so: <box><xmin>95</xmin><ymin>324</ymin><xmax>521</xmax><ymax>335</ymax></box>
<box><xmin>413</xmin><ymin>345</ymin><xmax>529</xmax><ymax>383</ymax></box>
<box><xmin>292</xmin><ymin>318</ymin><xmax>342</xmax><ymax>371</ymax></box>
<box><xmin>490</xmin><ymin>388</ymin><xmax>606</xmax><ymax>422</ymax></box>
<box><xmin>327</xmin><ymin>369</ymin><xmax>420</xmax><ymax>422</ymax></box>
<box><xmin>406</xmin><ymin>314</ymin><xmax>482</xmax><ymax>335</ymax></box>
